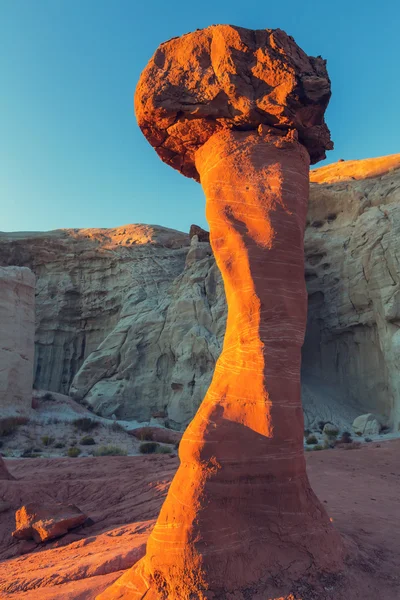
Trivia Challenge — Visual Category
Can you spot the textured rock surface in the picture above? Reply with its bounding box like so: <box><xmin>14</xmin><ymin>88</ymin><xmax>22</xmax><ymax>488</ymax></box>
<box><xmin>13</xmin><ymin>503</ymin><xmax>87</xmax><ymax>543</ymax></box>
<box><xmin>1</xmin><ymin>156</ymin><xmax>400</xmax><ymax>431</ymax></box>
<box><xmin>352</xmin><ymin>413</ymin><xmax>381</xmax><ymax>436</ymax></box>
<box><xmin>135</xmin><ymin>24</ymin><xmax>332</xmax><ymax>180</ymax></box>
<box><xmin>1</xmin><ymin>444</ymin><xmax>400</xmax><ymax>600</ymax></box>
<box><xmin>0</xmin><ymin>266</ymin><xmax>35</xmax><ymax>417</ymax></box>
<box><xmin>100</xmin><ymin>25</ymin><xmax>343</xmax><ymax>599</ymax></box>
<box><xmin>305</xmin><ymin>152</ymin><xmax>400</xmax><ymax>431</ymax></box>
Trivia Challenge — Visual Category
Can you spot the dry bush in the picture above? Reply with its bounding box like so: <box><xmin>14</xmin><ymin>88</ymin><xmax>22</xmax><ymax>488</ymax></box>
<box><xmin>67</xmin><ymin>447</ymin><xmax>81</xmax><ymax>457</ymax></box>
<box><xmin>0</xmin><ymin>417</ymin><xmax>28</xmax><ymax>437</ymax></box>
<box><xmin>139</xmin><ymin>442</ymin><xmax>159</xmax><ymax>454</ymax></box>
<box><xmin>93</xmin><ymin>445</ymin><xmax>127</xmax><ymax>456</ymax></box>
<box><xmin>73</xmin><ymin>418</ymin><xmax>100</xmax><ymax>432</ymax></box>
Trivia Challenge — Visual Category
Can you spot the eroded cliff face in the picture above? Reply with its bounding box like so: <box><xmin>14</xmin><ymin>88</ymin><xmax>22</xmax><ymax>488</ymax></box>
<box><xmin>1</xmin><ymin>155</ymin><xmax>400</xmax><ymax>430</ymax></box>
<box><xmin>0</xmin><ymin>266</ymin><xmax>35</xmax><ymax>417</ymax></box>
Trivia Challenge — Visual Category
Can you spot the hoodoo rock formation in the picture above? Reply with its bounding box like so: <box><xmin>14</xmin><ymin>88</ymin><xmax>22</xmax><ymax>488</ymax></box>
<box><xmin>0</xmin><ymin>266</ymin><xmax>35</xmax><ymax>417</ymax></box>
<box><xmin>99</xmin><ymin>25</ymin><xmax>343</xmax><ymax>599</ymax></box>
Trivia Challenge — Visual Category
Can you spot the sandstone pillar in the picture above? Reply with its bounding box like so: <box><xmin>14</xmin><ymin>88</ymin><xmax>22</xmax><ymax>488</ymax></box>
<box><xmin>0</xmin><ymin>266</ymin><xmax>35</xmax><ymax>417</ymax></box>
<box><xmin>99</xmin><ymin>24</ymin><xmax>344</xmax><ymax>599</ymax></box>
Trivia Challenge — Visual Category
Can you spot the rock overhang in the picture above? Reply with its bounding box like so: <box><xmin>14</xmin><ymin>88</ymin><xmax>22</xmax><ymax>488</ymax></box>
<box><xmin>135</xmin><ymin>24</ymin><xmax>332</xmax><ymax>181</ymax></box>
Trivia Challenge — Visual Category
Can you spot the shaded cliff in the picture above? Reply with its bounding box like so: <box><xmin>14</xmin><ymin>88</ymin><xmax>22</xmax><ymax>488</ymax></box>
<box><xmin>1</xmin><ymin>154</ymin><xmax>400</xmax><ymax>430</ymax></box>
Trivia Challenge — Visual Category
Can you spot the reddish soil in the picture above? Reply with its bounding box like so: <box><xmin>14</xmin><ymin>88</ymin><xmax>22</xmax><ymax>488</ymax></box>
<box><xmin>0</xmin><ymin>441</ymin><xmax>399</xmax><ymax>599</ymax></box>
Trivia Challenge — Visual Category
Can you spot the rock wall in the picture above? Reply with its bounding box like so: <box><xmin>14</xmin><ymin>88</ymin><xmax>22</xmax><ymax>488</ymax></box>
<box><xmin>0</xmin><ymin>266</ymin><xmax>35</xmax><ymax>417</ymax></box>
<box><xmin>1</xmin><ymin>154</ymin><xmax>400</xmax><ymax>430</ymax></box>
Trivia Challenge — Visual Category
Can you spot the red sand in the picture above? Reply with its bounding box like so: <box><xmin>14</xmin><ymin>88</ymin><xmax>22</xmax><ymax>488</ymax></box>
<box><xmin>0</xmin><ymin>441</ymin><xmax>399</xmax><ymax>599</ymax></box>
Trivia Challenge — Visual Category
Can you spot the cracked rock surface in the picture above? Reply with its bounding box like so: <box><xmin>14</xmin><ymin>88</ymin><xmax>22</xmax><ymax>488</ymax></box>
<box><xmin>135</xmin><ymin>24</ymin><xmax>332</xmax><ymax>180</ymax></box>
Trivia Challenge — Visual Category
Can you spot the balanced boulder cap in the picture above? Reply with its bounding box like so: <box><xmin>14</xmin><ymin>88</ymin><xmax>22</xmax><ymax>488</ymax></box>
<box><xmin>135</xmin><ymin>25</ymin><xmax>333</xmax><ymax>180</ymax></box>
<box><xmin>99</xmin><ymin>24</ymin><xmax>344</xmax><ymax>599</ymax></box>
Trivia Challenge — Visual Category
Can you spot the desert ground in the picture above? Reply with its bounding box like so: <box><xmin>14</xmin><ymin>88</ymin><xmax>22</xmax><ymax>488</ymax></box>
<box><xmin>0</xmin><ymin>440</ymin><xmax>399</xmax><ymax>600</ymax></box>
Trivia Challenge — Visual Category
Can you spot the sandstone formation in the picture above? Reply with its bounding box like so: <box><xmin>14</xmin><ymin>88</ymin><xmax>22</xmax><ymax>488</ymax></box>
<box><xmin>1</xmin><ymin>445</ymin><xmax>399</xmax><ymax>600</ymax></box>
<box><xmin>0</xmin><ymin>266</ymin><xmax>35</xmax><ymax>417</ymax></box>
<box><xmin>12</xmin><ymin>503</ymin><xmax>87</xmax><ymax>543</ymax></box>
<box><xmin>352</xmin><ymin>413</ymin><xmax>381</xmax><ymax>436</ymax></box>
<box><xmin>1</xmin><ymin>155</ymin><xmax>400</xmax><ymax>432</ymax></box>
<box><xmin>99</xmin><ymin>25</ymin><xmax>344</xmax><ymax>599</ymax></box>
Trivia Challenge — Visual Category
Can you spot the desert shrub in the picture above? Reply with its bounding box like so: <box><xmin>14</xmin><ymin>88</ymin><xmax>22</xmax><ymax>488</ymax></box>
<box><xmin>0</xmin><ymin>417</ymin><xmax>28</xmax><ymax>437</ymax></box>
<box><xmin>54</xmin><ymin>442</ymin><xmax>65</xmax><ymax>449</ymax></box>
<box><xmin>339</xmin><ymin>431</ymin><xmax>352</xmax><ymax>444</ymax></box>
<box><xmin>43</xmin><ymin>392</ymin><xmax>54</xmax><ymax>401</ymax></box>
<box><xmin>67</xmin><ymin>447</ymin><xmax>81</xmax><ymax>457</ymax></box>
<box><xmin>73</xmin><ymin>418</ymin><xmax>99</xmax><ymax>432</ymax></box>
<box><xmin>80</xmin><ymin>436</ymin><xmax>96</xmax><ymax>445</ymax></box>
<box><xmin>156</xmin><ymin>445</ymin><xmax>172</xmax><ymax>454</ymax></box>
<box><xmin>306</xmin><ymin>434</ymin><xmax>318</xmax><ymax>445</ymax></box>
<box><xmin>41</xmin><ymin>435</ymin><xmax>55</xmax><ymax>446</ymax></box>
<box><xmin>21</xmin><ymin>449</ymin><xmax>41</xmax><ymax>458</ymax></box>
<box><xmin>313</xmin><ymin>444</ymin><xmax>324</xmax><ymax>451</ymax></box>
<box><xmin>93</xmin><ymin>445</ymin><xmax>127</xmax><ymax>456</ymax></box>
<box><xmin>138</xmin><ymin>427</ymin><xmax>154</xmax><ymax>441</ymax></box>
<box><xmin>364</xmin><ymin>437</ymin><xmax>372</xmax><ymax>443</ymax></box>
<box><xmin>139</xmin><ymin>442</ymin><xmax>159</xmax><ymax>454</ymax></box>
<box><xmin>355</xmin><ymin>431</ymin><xmax>362</xmax><ymax>436</ymax></box>
<box><xmin>109</xmin><ymin>421</ymin><xmax>125</xmax><ymax>433</ymax></box>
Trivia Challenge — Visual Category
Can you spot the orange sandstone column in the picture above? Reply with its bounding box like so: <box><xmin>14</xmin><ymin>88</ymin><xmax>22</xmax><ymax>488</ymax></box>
<box><xmin>99</xmin><ymin>25</ymin><xmax>344</xmax><ymax>600</ymax></box>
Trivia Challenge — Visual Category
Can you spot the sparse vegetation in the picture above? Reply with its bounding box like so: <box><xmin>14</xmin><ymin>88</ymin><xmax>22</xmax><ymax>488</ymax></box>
<box><xmin>365</xmin><ymin>437</ymin><xmax>372</xmax><ymax>443</ymax></box>
<box><xmin>109</xmin><ymin>421</ymin><xmax>125</xmax><ymax>433</ymax></box>
<box><xmin>313</xmin><ymin>444</ymin><xmax>324</xmax><ymax>451</ymax></box>
<box><xmin>339</xmin><ymin>431</ymin><xmax>353</xmax><ymax>444</ymax></box>
<box><xmin>80</xmin><ymin>436</ymin><xmax>96</xmax><ymax>445</ymax></box>
<box><xmin>41</xmin><ymin>435</ymin><xmax>55</xmax><ymax>446</ymax></box>
<box><xmin>54</xmin><ymin>442</ymin><xmax>65</xmax><ymax>449</ymax></box>
<box><xmin>43</xmin><ymin>392</ymin><xmax>54</xmax><ymax>401</ymax></box>
<box><xmin>306</xmin><ymin>434</ymin><xmax>318</xmax><ymax>445</ymax></box>
<box><xmin>139</xmin><ymin>442</ymin><xmax>159</xmax><ymax>454</ymax></box>
<box><xmin>138</xmin><ymin>427</ymin><xmax>154</xmax><ymax>441</ymax></box>
<box><xmin>93</xmin><ymin>445</ymin><xmax>127</xmax><ymax>456</ymax></box>
<box><xmin>73</xmin><ymin>418</ymin><xmax>100</xmax><ymax>433</ymax></box>
<box><xmin>0</xmin><ymin>417</ymin><xmax>28</xmax><ymax>437</ymax></box>
<box><xmin>156</xmin><ymin>445</ymin><xmax>173</xmax><ymax>454</ymax></box>
<box><xmin>67</xmin><ymin>447</ymin><xmax>81</xmax><ymax>457</ymax></box>
<box><xmin>21</xmin><ymin>448</ymin><xmax>42</xmax><ymax>458</ymax></box>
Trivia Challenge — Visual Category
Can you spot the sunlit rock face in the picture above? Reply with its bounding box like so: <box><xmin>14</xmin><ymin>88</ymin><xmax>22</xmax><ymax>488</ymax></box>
<box><xmin>0</xmin><ymin>266</ymin><xmax>35</xmax><ymax>418</ymax></box>
<box><xmin>135</xmin><ymin>24</ymin><xmax>332</xmax><ymax>180</ymax></box>
<box><xmin>1</xmin><ymin>157</ymin><xmax>400</xmax><ymax>431</ymax></box>
<box><xmin>98</xmin><ymin>25</ymin><xmax>344</xmax><ymax>600</ymax></box>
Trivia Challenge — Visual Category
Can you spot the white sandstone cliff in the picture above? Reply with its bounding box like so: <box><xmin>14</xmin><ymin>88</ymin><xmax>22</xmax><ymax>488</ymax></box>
<box><xmin>0</xmin><ymin>266</ymin><xmax>35</xmax><ymax>417</ymax></box>
<box><xmin>1</xmin><ymin>155</ymin><xmax>400</xmax><ymax>430</ymax></box>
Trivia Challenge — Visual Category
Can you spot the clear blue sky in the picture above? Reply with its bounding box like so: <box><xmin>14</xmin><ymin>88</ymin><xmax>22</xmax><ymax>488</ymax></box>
<box><xmin>1</xmin><ymin>1</ymin><xmax>399</xmax><ymax>233</ymax></box>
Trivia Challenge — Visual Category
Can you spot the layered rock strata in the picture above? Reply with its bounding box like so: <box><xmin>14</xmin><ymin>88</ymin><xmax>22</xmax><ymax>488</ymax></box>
<box><xmin>0</xmin><ymin>266</ymin><xmax>35</xmax><ymax>417</ymax></box>
<box><xmin>99</xmin><ymin>25</ymin><xmax>344</xmax><ymax>599</ymax></box>
<box><xmin>1</xmin><ymin>156</ymin><xmax>400</xmax><ymax>431</ymax></box>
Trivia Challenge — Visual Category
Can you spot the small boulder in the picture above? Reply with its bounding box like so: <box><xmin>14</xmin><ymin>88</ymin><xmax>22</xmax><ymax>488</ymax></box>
<box><xmin>352</xmin><ymin>413</ymin><xmax>381</xmax><ymax>436</ymax></box>
<box><xmin>322</xmin><ymin>423</ymin><xmax>339</xmax><ymax>437</ymax></box>
<box><xmin>12</xmin><ymin>503</ymin><xmax>87</xmax><ymax>543</ymax></box>
<box><xmin>129</xmin><ymin>426</ymin><xmax>182</xmax><ymax>445</ymax></box>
